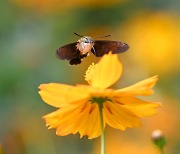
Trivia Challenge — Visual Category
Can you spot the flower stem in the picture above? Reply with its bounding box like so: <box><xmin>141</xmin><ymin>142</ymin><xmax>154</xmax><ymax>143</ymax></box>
<box><xmin>160</xmin><ymin>148</ymin><xmax>164</xmax><ymax>154</ymax></box>
<box><xmin>98</xmin><ymin>103</ymin><xmax>105</xmax><ymax>154</ymax></box>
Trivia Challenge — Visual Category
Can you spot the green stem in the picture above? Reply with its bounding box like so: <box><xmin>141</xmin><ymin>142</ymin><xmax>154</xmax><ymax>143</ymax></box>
<box><xmin>160</xmin><ymin>148</ymin><xmax>164</xmax><ymax>154</ymax></box>
<box><xmin>98</xmin><ymin>103</ymin><xmax>105</xmax><ymax>154</ymax></box>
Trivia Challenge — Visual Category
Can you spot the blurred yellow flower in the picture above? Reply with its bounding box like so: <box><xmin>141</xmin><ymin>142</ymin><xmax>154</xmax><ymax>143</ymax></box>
<box><xmin>120</xmin><ymin>12</ymin><xmax>180</xmax><ymax>74</ymax></box>
<box><xmin>38</xmin><ymin>52</ymin><xmax>161</xmax><ymax>139</ymax></box>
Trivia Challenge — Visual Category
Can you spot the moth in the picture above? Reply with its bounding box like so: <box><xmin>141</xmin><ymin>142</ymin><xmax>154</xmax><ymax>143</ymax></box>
<box><xmin>56</xmin><ymin>33</ymin><xmax>129</xmax><ymax>65</ymax></box>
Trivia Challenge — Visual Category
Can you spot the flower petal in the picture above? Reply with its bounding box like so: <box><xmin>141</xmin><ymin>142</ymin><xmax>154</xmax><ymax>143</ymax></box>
<box><xmin>78</xmin><ymin>103</ymin><xmax>101</xmax><ymax>139</ymax></box>
<box><xmin>38</xmin><ymin>83</ymin><xmax>89</xmax><ymax>108</ymax></box>
<box><xmin>113</xmin><ymin>97</ymin><xmax>161</xmax><ymax>117</ymax></box>
<box><xmin>103</xmin><ymin>102</ymin><xmax>141</xmax><ymax>131</ymax></box>
<box><xmin>43</xmin><ymin>103</ymin><xmax>81</xmax><ymax>129</ymax></box>
<box><xmin>86</xmin><ymin>52</ymin><xmax>123</xmax><ymax>89</ymax></box>
<box><xmin>43</xmin><ymin>101</ymin><xmax>101</xmax><ymax>139</ymax></box>
<box><xmin>114</xmin><ymin>75</ymin><xmax>158</xmax><ymax>96</ymax></box>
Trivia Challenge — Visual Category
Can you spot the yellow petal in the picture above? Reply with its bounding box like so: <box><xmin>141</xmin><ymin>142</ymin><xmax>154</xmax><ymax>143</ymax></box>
<box><xmin>114</xmin><ymin>75</ymin><xmax>158</xmax><ymax>96</ymax></box>
<box><xmin>85</xmin><ymin>52</ymin><xmax>123</xmax><ymax>89</ymax></box>
<box><xmin>38</xmin><ymin>83</ymin><xmax>89</xmax><ymax>108</ymax></box>
<box><xmin>43</xmin><ymin>104</ymin><xmax>81</xmax><ymax>129</ymax></box>
<box><xmin>113</xmin><ymin>97</ymin><xmax>162</xmax><ymax>117</ymax></box>
<box><xmin>103</xmin><ymin>101</ymin><xmax>141</xmax><ymax>130</ymax></box>
<box><xmin>43</xmin><ymin>100</ymin><xmax>101</xmax><ymax>139</ymax></box>
<box><xmin>78</xmin><ymin>103</ymin><xmax>101</xmax><ymax>139</ymax></box>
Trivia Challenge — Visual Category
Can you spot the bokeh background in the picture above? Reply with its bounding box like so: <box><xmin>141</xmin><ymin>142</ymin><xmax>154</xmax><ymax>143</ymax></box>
<box><xmin>0</xmin><ymin>0</ymin><xmax>180</xmax><ymax>153</ymax></box>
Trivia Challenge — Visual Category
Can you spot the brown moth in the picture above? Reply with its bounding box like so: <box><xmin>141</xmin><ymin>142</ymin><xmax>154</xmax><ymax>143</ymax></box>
<box><xmin>56</xmin><ymin>33</ymin><xmax>129</xmax><ymax>65</ymax></box>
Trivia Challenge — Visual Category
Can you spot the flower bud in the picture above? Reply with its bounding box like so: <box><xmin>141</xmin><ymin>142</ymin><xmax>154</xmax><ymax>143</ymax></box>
<box><xmin>152</xmin><ymin>130</ymin><xmax>166</xmax><ymax>149</ymax></box>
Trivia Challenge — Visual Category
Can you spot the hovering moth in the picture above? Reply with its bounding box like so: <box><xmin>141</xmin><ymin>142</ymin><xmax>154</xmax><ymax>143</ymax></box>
<box><xmin>56</xmin><ymin>33</ymin><xmax>129</xmax><ymax>65</ymax></box>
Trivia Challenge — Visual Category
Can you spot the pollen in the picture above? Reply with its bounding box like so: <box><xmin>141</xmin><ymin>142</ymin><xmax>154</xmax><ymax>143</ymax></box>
<box><xmin>84</xmin><ymin>63</ymin><xmax>97</xmax><ymax>84</ymax></box>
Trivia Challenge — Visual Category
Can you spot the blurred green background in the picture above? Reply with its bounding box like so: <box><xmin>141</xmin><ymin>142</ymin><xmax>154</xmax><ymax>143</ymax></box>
<box><xmin>0</xmin><ymin>0</ymin><xmax>180</xmax><ymax>153</ymax></box>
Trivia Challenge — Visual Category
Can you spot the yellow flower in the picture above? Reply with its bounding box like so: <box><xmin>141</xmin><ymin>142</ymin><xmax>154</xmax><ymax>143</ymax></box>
<box><xmin>121</xmin><ymin>12</ymin><xmax>180</xmax><ymax>74</ymax></box>
<box><xmin>38</xmin><ymin>52</ymin><xmax>161</xmax><ymax>139</ymax></box>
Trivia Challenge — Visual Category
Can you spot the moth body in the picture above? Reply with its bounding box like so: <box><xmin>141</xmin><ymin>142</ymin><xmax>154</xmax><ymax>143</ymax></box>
<box><xmin>76</xmin><ymin>37</ymin><xmax>94</xmax><ymax>55</ymax></box>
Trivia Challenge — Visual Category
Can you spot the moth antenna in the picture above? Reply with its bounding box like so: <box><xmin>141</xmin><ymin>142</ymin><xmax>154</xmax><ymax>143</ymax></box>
<box><xmin>74</xmin><ymin>33</ymin><xmax>84</xmax><ymax>37</ymax></box>
<box><xmin>94</xmin><ymin>34</ymin><xmax>111</xmax><ymax>39</ymax></box>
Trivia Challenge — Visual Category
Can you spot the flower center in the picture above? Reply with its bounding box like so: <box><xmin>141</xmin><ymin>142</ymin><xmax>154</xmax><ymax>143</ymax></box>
<box><xmin>90</xmin><ymin>97</ymin><xmax>111</xmax><ymax>104</ymax></box>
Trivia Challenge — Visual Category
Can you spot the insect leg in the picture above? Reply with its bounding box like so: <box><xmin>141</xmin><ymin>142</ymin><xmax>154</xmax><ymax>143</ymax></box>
<box><xmin>92</xmin><ymin>46</ymin><xmax>96</xmax><ymax>56</ymax></box>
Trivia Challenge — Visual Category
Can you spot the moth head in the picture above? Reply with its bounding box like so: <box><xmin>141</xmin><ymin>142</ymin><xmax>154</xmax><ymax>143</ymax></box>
<box><xmin>78</xmin><ymin>36</ymin><xmax>94</xmax><ymax>44</ymax></box>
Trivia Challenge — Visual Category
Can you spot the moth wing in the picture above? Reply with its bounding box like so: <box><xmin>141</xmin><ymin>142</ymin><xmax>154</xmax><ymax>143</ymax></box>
<box><xmin>92</xmin><ymin>40</ymin><xmax>129</xmax><ymax>57</ymax></box>
<box><xmin>69</xmin><ymin>57</ymin><xmax>82</xmax><ymax>65</ymax></box>
<box><xmin>56</xmin><ymin>42</ymin><xmax>79</xmax><ymax>60</ymax></box>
